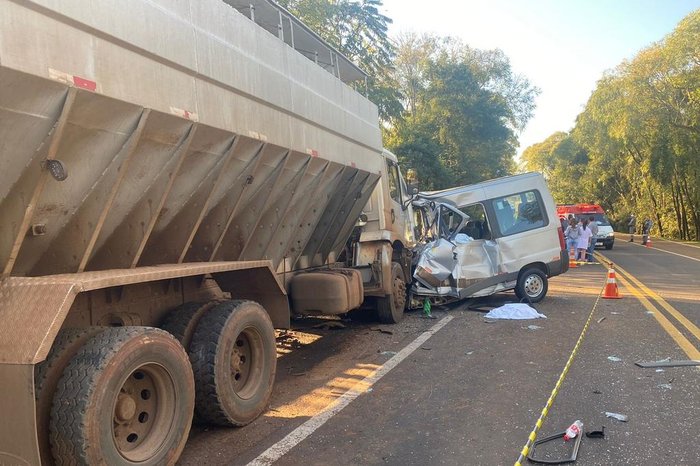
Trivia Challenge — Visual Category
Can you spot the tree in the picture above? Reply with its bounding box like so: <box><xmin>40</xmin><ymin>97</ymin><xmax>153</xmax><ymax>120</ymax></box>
<box><xmin>386</xmin><ymin>35</ymin><xmax>539</xmax><ymax>188</ymax></box>
<box><xmin>526</xmin><ymin>9</ymin><xmax>700</xmax><ymax>239</ymax></box>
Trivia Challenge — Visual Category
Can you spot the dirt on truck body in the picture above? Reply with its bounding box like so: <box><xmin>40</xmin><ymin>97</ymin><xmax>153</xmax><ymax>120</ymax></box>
<box><xmin>0</xmin><ymin>1</ymin><xmax>416</xmax><ymax>464</ymax></box>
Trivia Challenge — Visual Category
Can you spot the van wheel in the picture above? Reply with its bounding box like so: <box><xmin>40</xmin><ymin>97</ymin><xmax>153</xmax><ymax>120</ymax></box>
<box><xmin>515</xmin><ymin>268</ymin><xmax>548</xmax><ymax>303</ymax></box>
<box><xmin>189</xmin><ymin>300</ymin><xmax>276</xmax><ymax>426</ymax></box>
<box><xmin>377</xmin><ymin>263</ymin><xmax>407</xmax><ymax>324</ymax></box>
<box><xmin>49</xmin><ymin>327</ymin><xmax>194</xmax><ymax>465</ymax></box>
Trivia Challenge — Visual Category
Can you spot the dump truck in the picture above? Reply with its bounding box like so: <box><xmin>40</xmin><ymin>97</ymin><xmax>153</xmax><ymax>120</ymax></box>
<box><xmin>0</xmin><ymin>1</ymin><xmax>416</xmax><ymax>464</ymax></box>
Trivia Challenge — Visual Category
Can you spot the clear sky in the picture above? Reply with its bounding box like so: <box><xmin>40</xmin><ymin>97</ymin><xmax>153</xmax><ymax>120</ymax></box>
<box><xmin>381</xmin><ymin>0</ymin><xmax>700</xmax><ymax>157</ymax></box>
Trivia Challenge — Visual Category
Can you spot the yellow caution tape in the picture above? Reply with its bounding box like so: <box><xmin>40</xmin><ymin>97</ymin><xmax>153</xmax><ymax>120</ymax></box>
<box><xmin>513</xmin><ymin>274</ymin><xmax>606</xmax><ymax>466</ymax></box>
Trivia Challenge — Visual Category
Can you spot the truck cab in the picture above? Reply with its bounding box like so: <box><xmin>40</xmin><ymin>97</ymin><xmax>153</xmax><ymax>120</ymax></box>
<box><xmin>349</xmin><ymin>149</ymin><xmax>416</xmax><ymax>322</ymax></box>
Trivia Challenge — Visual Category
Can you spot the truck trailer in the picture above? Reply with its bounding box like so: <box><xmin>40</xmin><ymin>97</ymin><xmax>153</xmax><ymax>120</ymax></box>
<box><xmin>0</xmin><ymin>1</ymin><xmax>415</xmax><ymax>464</ymax></box>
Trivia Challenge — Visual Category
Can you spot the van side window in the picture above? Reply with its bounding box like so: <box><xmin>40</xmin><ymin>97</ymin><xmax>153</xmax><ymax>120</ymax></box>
<box><xmin>459</xmin><ymin>203</ymin><xmax>490</xmax><ymax>240</ymax></box>
<box><xmin>387</xmin><ymin>162</ymin><xmax>401</xmax><ymax>203</ymax></box>
<box><xmin>492</xmin><ymin>191</ymin><xmax>546</xmax><ymax>236</ymax></box>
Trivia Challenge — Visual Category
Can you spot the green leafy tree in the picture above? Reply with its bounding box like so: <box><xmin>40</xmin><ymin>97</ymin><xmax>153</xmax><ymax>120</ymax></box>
<box><xmin>387</xmin><ymin>35</ymin><xmax>539</xmax><ymax>188</ymax></box>
<box><xmin>526</xmin><ymin>9</ymin><xmax>700</xmax><ymax>239</ymax></box>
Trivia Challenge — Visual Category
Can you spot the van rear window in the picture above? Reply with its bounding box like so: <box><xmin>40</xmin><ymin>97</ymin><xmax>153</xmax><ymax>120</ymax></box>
<box><xmin>492</xmin><ymin>190</ymin><xmax>546</xmax><ymax>236</ymax></box>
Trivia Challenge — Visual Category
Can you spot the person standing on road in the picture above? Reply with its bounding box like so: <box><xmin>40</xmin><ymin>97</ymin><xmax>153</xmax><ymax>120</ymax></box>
<box><xmin>587</xmin><ymin>215</ymin><xmax>599</xmax><ymax>262</ymax></box>
<box><xmin>642</xmin><ymin>217</ymin><xmax>653</xmax><ymax>245</ymax></box>
<box><xmin>577</xmin><ymin>218</ymin><xmax>592</xmax><ymax>261</ymax></box>
<box><xmin>628</xmin><ymin>214</ymin><xmax>636</xmax><ymax>242</ymax></box>
<box><xmin>565</xmin><ymin>217</ymin><xmax>580</xmax><ymax>258</ymax></box>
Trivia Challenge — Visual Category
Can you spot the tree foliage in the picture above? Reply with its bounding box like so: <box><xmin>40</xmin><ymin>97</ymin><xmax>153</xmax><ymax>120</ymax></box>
<box><xmin>279</xmin><ymin>5</ymin><xmax>538</xmax><ymax>188</ymax></box>
<box><xmin>523</xmin><ymin>10</ymin><xmax>700</xmax><ymax>240</ymax></box>
<box><xmin>386</xmin><ymin>35</ymin><xmax>539</xmax><ymax>188</ymax></box>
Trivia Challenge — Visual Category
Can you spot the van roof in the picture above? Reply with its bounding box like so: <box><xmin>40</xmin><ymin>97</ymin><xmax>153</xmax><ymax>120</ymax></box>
<box><xmin>418</xmin><ymin>172</ymin><xmax>543</xmax><ymax>200</ymax></box>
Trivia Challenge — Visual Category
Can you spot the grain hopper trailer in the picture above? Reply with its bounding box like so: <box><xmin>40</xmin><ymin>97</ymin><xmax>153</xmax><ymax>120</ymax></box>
<box><xmin>0</xmin><ymin>0</ymin><xmax>415</xmax><ymax>463</ymax></box>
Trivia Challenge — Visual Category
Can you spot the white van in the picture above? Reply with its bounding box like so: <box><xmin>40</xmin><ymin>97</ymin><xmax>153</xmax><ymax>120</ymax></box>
<box><xmin>411</xmin><ymin>172</ymin><xmax>568</xmax><ymax>303</ymax></box>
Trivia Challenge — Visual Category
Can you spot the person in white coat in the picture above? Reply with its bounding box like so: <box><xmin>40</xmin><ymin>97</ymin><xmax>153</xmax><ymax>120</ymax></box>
<box><xmin>576</xmin><ymin>218</ymin><xmax>593</xmax><ymax>261</ymax></box>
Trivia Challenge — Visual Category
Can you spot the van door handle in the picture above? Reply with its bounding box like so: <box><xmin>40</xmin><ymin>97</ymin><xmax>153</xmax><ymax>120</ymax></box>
<box><xmin>391</xmin><ymin>208</ymin><xmax>396</xmax><ymax>224</ymax></box>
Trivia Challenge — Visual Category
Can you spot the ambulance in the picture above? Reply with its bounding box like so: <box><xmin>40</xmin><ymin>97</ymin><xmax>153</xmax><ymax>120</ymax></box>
<box><xmin>556</xmin><ymin>204</ymin><xmax>615</xmax><ymax>249</ymax></box>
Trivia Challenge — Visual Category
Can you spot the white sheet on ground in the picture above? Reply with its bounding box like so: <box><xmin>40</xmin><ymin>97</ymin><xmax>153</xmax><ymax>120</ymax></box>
<box><xmin>484</xmin><ymin>303</ymin><xmax>547</xmax><ymax>320</ymax></box>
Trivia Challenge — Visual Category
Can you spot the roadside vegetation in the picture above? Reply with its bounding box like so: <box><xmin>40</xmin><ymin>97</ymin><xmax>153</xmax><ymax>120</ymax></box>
<box><xmin>277</xmin><ymin>0</ymin><xmax>539</xmax><ymax>189</ymax></box>
<box><xmin>523</xmin><ymin>11</ymin><xmax>700</xmax><ymax>240</ymax></box>
<box><xmin>279</xmin><ymin>1</ymin><xmax>699</xmax><ymax>240</ymax></box>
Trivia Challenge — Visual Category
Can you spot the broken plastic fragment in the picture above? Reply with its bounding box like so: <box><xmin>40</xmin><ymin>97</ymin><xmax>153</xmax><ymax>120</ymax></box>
<box><xmin>607</xmin><ymin>356</ymin><xmax>622</xmax><ymax>362</ymax></box>
<box><xmin>605</xmin><ymin>412</ymin><xmax>629</xmax><ymax>422</ymax></box>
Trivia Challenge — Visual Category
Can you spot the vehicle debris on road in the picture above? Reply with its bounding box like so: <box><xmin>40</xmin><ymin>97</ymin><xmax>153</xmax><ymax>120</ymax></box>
<box><xmin>635</xmin><ymin>358</ymin><xmax>700</xmax><ymax>368</ymax></box>
<box><xmin>605</xmin><ymin>412</ymin><xmax>629</xmax><ymax>422</ymax></box>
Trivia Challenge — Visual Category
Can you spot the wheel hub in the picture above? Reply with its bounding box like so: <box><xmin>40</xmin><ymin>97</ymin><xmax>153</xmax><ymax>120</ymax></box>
<box><xmin>231</xmin><ymin>337</ymin><xmax>251</xmax><ymax>387</ymax></box>
<box><xmin>115</xmin><ymin>394</ymin><xmax>137</xmax><ymax>422</ymax></box>
<box><xmin>524</xmin><ymin>275</ymin><xmax>543</xmax><ymax>296</ymax></box>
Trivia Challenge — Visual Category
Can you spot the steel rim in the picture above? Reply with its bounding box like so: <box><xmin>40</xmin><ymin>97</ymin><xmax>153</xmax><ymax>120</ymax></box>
<box><xmin>523</xmin><ymin>274</ymin><xmax>544</xmax><ymax>298</ymax></box>
<box><xmin>112</xmin><ymin>363</ymin><xmax>176</xmax><ymax>462</ymax></box>
<box><xmin>230</xmin><ymin>327</ymin><xmax>265</xmax><ymax>399</ymax></box>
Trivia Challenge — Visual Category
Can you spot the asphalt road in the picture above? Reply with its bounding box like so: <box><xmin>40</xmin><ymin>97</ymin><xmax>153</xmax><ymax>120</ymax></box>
<box><xmin>178</xmin><ymin>238</ymin><xmax>700</xmax><ymax>465</ymax></box>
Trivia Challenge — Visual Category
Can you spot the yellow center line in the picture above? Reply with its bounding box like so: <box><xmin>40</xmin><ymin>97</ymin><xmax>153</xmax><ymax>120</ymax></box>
<box><xmin>614</xmin><ymin>273</ymin><xmax>700</xmax><ymax>360</ymax></box>
<box><xmin>612</xmin><ymin>263</ymin><xmax>700</xmax><ymax>344</ymax></box>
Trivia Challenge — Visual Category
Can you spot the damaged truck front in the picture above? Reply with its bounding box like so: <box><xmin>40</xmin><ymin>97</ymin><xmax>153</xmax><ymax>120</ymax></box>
<box><xmin>410</xmin><ymin>172</ymin><xmax>569</xmax><ymax>304</ymax></box>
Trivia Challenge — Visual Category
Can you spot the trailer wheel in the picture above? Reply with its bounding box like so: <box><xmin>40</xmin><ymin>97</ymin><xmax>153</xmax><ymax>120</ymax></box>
<box><xmin>160</xmin><ymin>301</ymin><xmax>221</xmax><ymax>350</ymax></box>
<box><xmin>377</xmin><ymin>263</ymin><xmax>407</xmax><ymax>324</ymax></box>
<box><xmin>49</xmin><ymin>327</ymin><xmax>194</xmax><ymax>466</ymax></box>
<box><xmin>515</xmin><ymin>268</ymin><xmax>548</xmax><ymax>303</ymax></box>
<box><xmin>189</xmin><ymin>300</ymin><xmax>276</xmax><ymax>426</ymax></box>
<box><xmin>35</xmin><ymin>327</ymin><xmax>104</xmax><ymax>466</ymax></box>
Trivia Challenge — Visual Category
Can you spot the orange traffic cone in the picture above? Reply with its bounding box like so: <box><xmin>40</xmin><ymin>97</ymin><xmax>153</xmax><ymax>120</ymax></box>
<box><xmin>646</xmin><ymin>238</ymin><xmax>652</xmax><ymax>248</ymax></box>
<box><xmin>568</xmin><ymin>247</ymin><xmax>578</xmax><ymax>268</ymax></box>
<box><xmin>602</xmin><ymin>265</ymin><xmax>622</xmax><ymax>299</ymax></box>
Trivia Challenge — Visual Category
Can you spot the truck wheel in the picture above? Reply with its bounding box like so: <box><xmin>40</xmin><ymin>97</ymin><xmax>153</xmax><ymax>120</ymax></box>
<box><xmin>377</xmin><ymin>263</ymin><xmax>407</xmax><ymax>324</ymax></box>
<box><xmin>160</xmin><ymin>301</ymin><xmax>221</xmax><ymax>350</ymax></box>
<box><xmin>515</xmin><ymin>268</ymin><xmax>548</xmax><ymax>303</ymax></box>
<box><xmin>35</xmin><ymin>327</ymin><xmax>104</xmax><ymax>466</ymax></box>
<box><xmin>188</xmin><ymin>300</ymin><xmax>276</xmax><ymax>426</ymax></box>
<box><xmin>49</xmin><ymin>327</ymin><xmax>194</xmax><ymax>466</ymax></box>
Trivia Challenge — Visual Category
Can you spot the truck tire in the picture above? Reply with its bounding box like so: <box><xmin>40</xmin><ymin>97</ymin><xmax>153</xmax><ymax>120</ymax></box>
<box><xmin>160</xmin><ymin>301</ymin><xmax>221</xmax><ymax>350</ymax></box>
<box><xmin>377</xmin><ymin>263</ymin><xmax>407</xmax><ymax>324</ymax></box>
<box><xmin>35</xmin><ymin>327</ymin><xmax>104</xmax><ymax>466</ymax></box>
<box><xmin>188</xmin><ymin>300</ymin><xmax>276</xmax><ymax>426</ymax></box>
<box><xmin>515</xmin><ymin>268</ymin><xmax>548</xmax><ymax>303</ymax></box>
<box><xmin>49</xmin><ymin>327</ymin><xmax>194</xmax><ymax>466</ymax></box>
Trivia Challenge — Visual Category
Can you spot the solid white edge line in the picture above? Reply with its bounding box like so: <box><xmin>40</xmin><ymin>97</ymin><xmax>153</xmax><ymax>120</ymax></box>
<box><xmin>248</xmin><ymin>315</ymin><xmax>455</xmax><ymax>466</ymax></box>
<box><xmin>634</xmin><ymin>242</ymin><xmax>700</xmax><ymax>263</ymax></box>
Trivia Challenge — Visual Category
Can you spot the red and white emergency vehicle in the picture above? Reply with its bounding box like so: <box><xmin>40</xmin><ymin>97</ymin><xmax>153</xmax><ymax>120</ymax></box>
<box><xmin>556</xmin><ymin>204</ymin><xmax>615</xmax><ymax>250</ymax></box>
